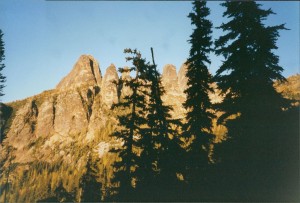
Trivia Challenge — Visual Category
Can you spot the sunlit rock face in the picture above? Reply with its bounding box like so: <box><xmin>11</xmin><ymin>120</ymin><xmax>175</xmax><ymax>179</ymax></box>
<box><xmin>161</xmin><ymin>64</ymin><xmax>186</xmax><ymax>119</ymax></box>
<box><xmin>178</xmin><ymin>63</ymin><xmax>188</xmax><ymax>93</ymax></box>
<box><xmin>160</xmin><ymin>62</ymin><xmax>224</xmax><ymax>118</ymax></box>
<box><xmin>56</xmin><ymin>55</ymin><xmax>102</xmax><ymax>89</ymax></box>
<box><xmin>161</xmin><ymin>64</ymin><xmax>180</xmax><ymax>95</ymax></box>
<box><xmin>120</xmin><ymin>66</ymin><xmax>132</xmax><ymax>98</ymax></box>
<box><xmin>101</xmin><ymin>64</ymin><xmax>119</xmax><ymax>107</ymax></box>
<box><xmin>3</xmin><ymin>55</ymin><xmax>107</xmax><ymax>162</ymax></box>
<box><xmin>274</xmin><ymin>74</ymin><xmax>300</xmax><ymax>105</ymax></box>
<box><xmin>0</xmin><ymin>59</ymin><xmax>187</xmax><ymax>163</ymax></box>
<box><xmin>2</xmin><ymin>56</ymin><xmax>122</xmax><ymax>164</ymax></box>
<box><xmin>4</xmin><ymin>100</ymin><xmax>39</xmax><ymax>163</ymax></box>
<box><xmin>3</xmin><ymin>54</ymin><xmax>297</xmax><ymax>165</ymax></box>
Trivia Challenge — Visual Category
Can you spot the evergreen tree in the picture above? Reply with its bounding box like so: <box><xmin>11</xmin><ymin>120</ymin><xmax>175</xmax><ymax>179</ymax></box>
<box><xmin>213</xmin><ymin>1</ymin><xmax>291</xmax><ymax>200</ymax></box>
<box><xmin>135</xmin><ymin>48</ymin><xmax>184</xmax><ymax>201</ymax></box>
<box><xmin>183</xmin><ymin>0</ymin><xmax>214</xmax><ymax>188</ymax></box>
<box><xmin>0</xmin><ymin>29</ymin><xmax>6</xmax><ymax>98</ymax></box>
<box><xmin>215</xmin><ymin>1</ymin><xmax>288</xmax><ymax>124</ymax></box>
<box><xmin>53</xmin><ymin>181</ymin><xmax>74</xmax><ymax>202</ymax></box>
<box><xmin>79</xmin><ymin>153</ymin><xmax>102</xmax><ymax>202</ymax></box>
<box><xmin>110</xmin><ymin>49</ymin><xmax>148</xmax><ymax>201</ymax></box>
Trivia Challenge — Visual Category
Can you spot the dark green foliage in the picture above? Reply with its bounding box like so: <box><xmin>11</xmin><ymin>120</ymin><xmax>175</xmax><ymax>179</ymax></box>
<box><xmin>214</xmin><ymin>1</ymin><xmax>289</xmax><ymax>123</ymax></box>
<box><xmin>0</xmin><ymin>103</ymin><xmax>13</xmax><ymax>143</ymax></box>
<box><xmin>0</xmin><ymin>29</ymin><xmax>6</xmax><ymax>98</ymax></box>
<box><xmin>110</xmin><ymin>48</ymin><xmax>184</xmax><ymax>201</ymax></box>
<box><xmin>212</xmin><ymin>1</ymin><xmax>297</xmax><ymax>201</ymax></box>
<box><xmin>53</xmin><ymin>181</ymin><xmax>75</xmax><ymax>202</ymax></box>
<box><xmin>135</xmin><ymin>48</ymin><xmax>184</xmax><ymax>201</ymax></box>
<box><xmin>183</xmin><ymin>0</ymin><xmax>214</xmax><ymax>187</ymax></box>
<box><xmin>79</xmin><ymin>153</ymin><xmax>102</xmax><ymax>202</ymax></box>
<box><xmin>214</xmin><ymin>1</ymin><xmax>289</xmax><ymax>159</ymax></box>
<box><xmin>109</xmin><ymin>49</ymin><xmax>149</xmax><ymax>201</ymax></box>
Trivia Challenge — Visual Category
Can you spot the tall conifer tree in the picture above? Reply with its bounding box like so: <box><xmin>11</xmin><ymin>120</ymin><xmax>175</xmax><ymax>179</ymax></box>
<box><xmin>79</xmin><ymin>153</ymin><xmax>102</xmax><ymax>202</ymax></box>
<box><xmin>214</xmin><ymin>1</ymin><xmax>290</xmax><ymax>200</ymax></box>
<box><xmin>135</xmin><ymin>48</ymin><xmax>183</xmax><ymax>201</ymax></box>
<box><xmin>183</xmin><ymin>0</ymin><xmax>214</xmax><ymax>183</ymax></box>
<box><xmin>215</xmin><ymin>1</ymin><xmax>288</xmax><ymax>124</ymax></box>
<box><xmin>110</xmin><ymin>49</ymin><xmax>148</xmax><ymax>201</ymax></box>
<box><xmin>0</xmin><ymin>29</ymin><xmax>6</xmax><ymax>98</ymax></box>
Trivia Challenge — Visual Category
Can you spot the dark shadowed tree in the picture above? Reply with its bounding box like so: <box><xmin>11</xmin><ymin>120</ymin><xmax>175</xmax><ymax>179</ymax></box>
<box><xmin>213</xmin><ymin>1</ymin><xmax>295</xmax><ymax>201</ymax></box>
<box><xmin>54</xmin><ymin>181</ymin><xmax>74</xmax><ymax>202</ymax></box>
<box><xmin>79</xmin><ymin>153</ymin><xmax>102</xmax><ymax>202</ymax></box>
<box><xmin>0</xmin><ymin>29</ymin><xmax>6</xmax><ymax>99</ymax></box>
<box><xmin>37</xmin><ymin>179</ymin><xmax>74</xmax><ymax>202</ymax></box>
<box><xmin>109</xmin><ymin>49</ymin><xmax>148</xmax><ymax>201</ymax></box>
<box><xmin>182</xmin><ymin>0</ymin><xmax>214</xmax><ymax>194</ymax></box>
<box><xmin>135</xmin><ymin>48</ymin><xmax>184</xmax><ymax>201</ymax></box>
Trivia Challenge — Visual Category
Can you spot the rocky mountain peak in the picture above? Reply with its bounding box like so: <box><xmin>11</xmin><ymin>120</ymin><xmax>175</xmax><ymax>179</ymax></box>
<box><xmin>103</xmin><ymin>64</ymin><xmax>118</xmax><ymax>79</ymax></box>
<box><xmin>121</xmin><ymin>66</ymin><xmax>131</xmax><ymax>80</ymax></box>
<box><xmin>1</xmin><ymin>51</ymin><xmax>299</xmax><ymax>202</ymax></box>
<box><xmin>56</xmin><ymin>55</ymin><xmax>102</xmax><ymax>90</ymax></box>
<box><xmin>162</xmin><ymin>64</ymin><xmax>177</xmax><ymax>81</ymax></box>
<box><xmin>161</xmin><ymin>64</ymin><xmax>179</xmax><ymax>93</ymax></box>
<box><xmin>178</xmin><ymin>63</ymin><xmax>188</xmax><ymax>93</ymax></box>
<box><xmin>160</xmin><ymin>64</ymin><xmax>186</xmax><ymax>119</ymax></box>
<box><xmin>101</xmin><ymin>64</ymin><xmax>119</xmax><ymax>107</ymax></box>
<box><xmin>120</xmin><ymin>66</ymin><xmax>132</xmax><ymax>98</ymax></box>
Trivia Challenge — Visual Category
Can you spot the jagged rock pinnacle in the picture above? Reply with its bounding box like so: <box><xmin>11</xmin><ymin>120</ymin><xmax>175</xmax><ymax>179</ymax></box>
<box><xmin>101</xmin><ymin>64</ymin><xmax>119</xmax><ymax>107</ymax></box>
<box><xmin>162</xmin><ymin>64</ymin><xmax>179</xmax><ymax>94</ymax></box>
<box><xmin>178</xmin><ymin>63</ymin><xmax>188</xmax><ymax>93</ymax></box>
<box><xmin>56</xmin><ymin>55</ymin><xmax>102</xmax><ymax>89</ymax></box>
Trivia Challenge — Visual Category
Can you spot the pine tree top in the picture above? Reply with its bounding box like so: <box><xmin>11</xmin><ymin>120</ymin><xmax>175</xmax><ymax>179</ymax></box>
<box><xmin>214</xmin><ymin>1</ymin><xmax>290</xmax><ymax>122</ymax></box>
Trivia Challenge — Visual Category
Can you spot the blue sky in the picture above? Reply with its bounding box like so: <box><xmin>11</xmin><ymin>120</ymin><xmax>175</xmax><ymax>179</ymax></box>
<box><xmin>0</xmin><ymin>1</ymin><xmax>299</xmax><ymax>103</ymax></box>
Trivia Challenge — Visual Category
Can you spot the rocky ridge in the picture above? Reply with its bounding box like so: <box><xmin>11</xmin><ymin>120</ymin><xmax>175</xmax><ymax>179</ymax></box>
<box><xmin>56</xmin><ymin>55</ymin><xmax>102</xmax><ymax>90</ymax></box>
<box><xmin>0</xmin><ymin>55</ymin><xmax>199</xmax><ymax>163</ymax></box>
<box><xmin>0</xmin><ymin>55</ymin><xmax>299</xmax><ymax>203</ymax></box>
<box><xmin>274</xmin><ymin>74</ymin><xmax>300</xmax><ymax>104</ymax></box>
<box><xmin>1</xmin><ymin>55</ymin><xmax>298</xmax><ymax>164</ymax></box>
<box><xmin>2</xmin><ymin>56</ymin><xmax>110</xmax><ymax>163</ymax></box>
